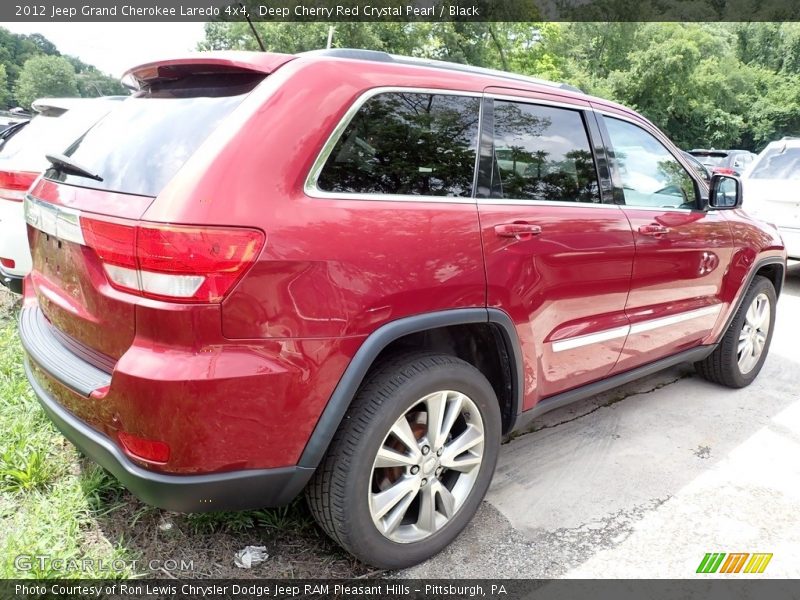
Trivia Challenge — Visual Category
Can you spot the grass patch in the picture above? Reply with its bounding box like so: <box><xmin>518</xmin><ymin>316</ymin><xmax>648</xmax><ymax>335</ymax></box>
<box><xmin>0</xmin><ymin>293</ymin><xmax>134</xmax><ymax>578</ymax></box>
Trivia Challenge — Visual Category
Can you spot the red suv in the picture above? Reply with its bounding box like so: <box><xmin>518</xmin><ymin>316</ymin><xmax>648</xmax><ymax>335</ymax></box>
<box><xmin>19</xmin><ymin>49</ymin><xmax>786</xmax><ymax>569</ymax></box>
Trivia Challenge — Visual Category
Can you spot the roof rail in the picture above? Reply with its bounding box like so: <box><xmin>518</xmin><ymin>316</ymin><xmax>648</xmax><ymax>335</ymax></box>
<box><xmin>300</xmin><ymin>48</ymin><xmax>583</xmax><ymax>94</ymax></box>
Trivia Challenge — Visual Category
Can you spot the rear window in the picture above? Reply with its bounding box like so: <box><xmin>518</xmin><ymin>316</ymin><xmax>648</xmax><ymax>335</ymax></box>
<box><xmin>46</xmin><ymin>75</ymin><xmax>262</xmax><ymax>197</ymax></box>
<box><xmin>0</xmin><ymin>105</ymin><xmax>112</xmax><ymax>172</ymax></box>
<box><xmin>691</xmin><ymin>153</ymin><xmax>726</xmax><ymax>167</ymax></box>
<box><xmin>749</xmin><ymin>147</ymin><xmax>800</xmax><ymax>180</ymax></box>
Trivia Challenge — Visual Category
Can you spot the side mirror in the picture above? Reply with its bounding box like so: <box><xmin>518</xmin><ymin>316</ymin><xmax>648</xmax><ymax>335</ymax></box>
<box><xmin>708</xmin><ymin>174</ymin><xmax>742</xmax><ymax>209</ymax></box>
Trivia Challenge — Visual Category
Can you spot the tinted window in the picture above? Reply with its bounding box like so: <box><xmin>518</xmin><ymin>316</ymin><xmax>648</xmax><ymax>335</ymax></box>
<box><xmin>731</xmin><ymin>153</ymin><xmax>753</xmax><ymax>168</ymax></box>
<box><xmin>605</xmin><ymin>118</ymin><xmax>696</xmax><ymax>209</ymax></box>
<box><xmin>47</xmin><ymin>94</ymin><xmax>248</xmax><ymax>197</ymax></box>
<box><xmin>317</xmin><ymin>93</ymin><xmax>479</xmax><ymax>197</ymax></box>
<box><xmin>491</xmin><ymin>101</ymin><xmax>600</xmax><ymax>203</ymax></box>
<box><xmin>749</xmin><ymin>147</ymin><xmax>800</xmax><ymax>180</ymax></box>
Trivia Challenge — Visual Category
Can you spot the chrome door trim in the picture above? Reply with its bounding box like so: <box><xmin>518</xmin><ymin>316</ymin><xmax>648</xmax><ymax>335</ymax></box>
<box><xmin>551</xmin><ymin>304</ymin><xmax>722</xmax><ymax>353</ymax></box>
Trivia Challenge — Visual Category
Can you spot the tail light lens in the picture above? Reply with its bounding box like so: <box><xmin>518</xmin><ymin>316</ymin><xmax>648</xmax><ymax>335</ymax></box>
<box><xmin>0</xmin><ymin>257</ymin><xmax>15</xmax><ymax>269</ymax></box>
<box><xmin>713</xmin><ymin>167</ymin><xmax>738</xmax><ymax>176</ymax></box>
<box><xmin>80</xmin><ymin>216</ymin><xmax>264</xmax><ymax>303</ymax></box>
<box><xmin>0</xmin><ymin>171</ymin><xmax>38</xmax><ymax>202</ymax></box>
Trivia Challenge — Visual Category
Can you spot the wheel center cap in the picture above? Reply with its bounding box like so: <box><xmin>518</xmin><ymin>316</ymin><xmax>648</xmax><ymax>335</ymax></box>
<box><xmin>422</xmin><ymin>457</ymin><xmax>437</xmax><ymax>475</ymax></box>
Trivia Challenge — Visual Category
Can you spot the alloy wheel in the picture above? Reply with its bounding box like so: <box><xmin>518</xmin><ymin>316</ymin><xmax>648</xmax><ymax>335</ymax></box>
<box><xmin>368</xmin><ymin>390</ymin><xmax>484</xmax><ymax>543</ymax></box>
<box><xmin>738</xmin><ymin>292</ymin><xmax>771</xmax><ymax>374</ymax></box>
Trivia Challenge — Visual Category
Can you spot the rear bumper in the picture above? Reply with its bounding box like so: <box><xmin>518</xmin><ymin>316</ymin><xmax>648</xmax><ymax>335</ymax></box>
<box><xmin>19</xmin><ymin>305</ymin><xmax>314</xmax><ymax>511</ymax></box>
<box><xmin>25</xmin><ymin>360</ymin><xmax>313</xmax><ymax>511</ymax></box>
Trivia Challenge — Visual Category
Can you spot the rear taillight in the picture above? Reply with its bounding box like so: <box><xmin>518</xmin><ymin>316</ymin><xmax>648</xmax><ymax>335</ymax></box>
<box><xmin>80</xmin><ymin>216</ymin><xmax>264</xmax><ymax>303</ymax></box>
<box><xmin>0</xmin><ymin>257</ymin><xmax>15</xmax><ymax>269</ymax></box>
<box><xmin>0</xmin><ymin>171</ymin><xmax>38</xmax><ymax>202</ymax></box>
<box><xmin>713</xmin><ymin>167</ymin><xmax>738</xmax><ymax>176</ymax></box>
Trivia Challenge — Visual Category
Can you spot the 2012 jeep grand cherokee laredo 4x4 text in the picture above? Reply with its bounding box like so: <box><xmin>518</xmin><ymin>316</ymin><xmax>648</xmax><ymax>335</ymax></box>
<box><xmin>18</xmin><ymin>49</ymin><xmax>787</xmax><ymax>569</ymax></box>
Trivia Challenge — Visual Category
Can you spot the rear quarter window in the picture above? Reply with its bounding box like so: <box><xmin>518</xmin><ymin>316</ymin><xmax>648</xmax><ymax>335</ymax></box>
<box><xmin>315</xmin><ymin>92</ymin><xmax>480</xmax><ymax>197</ymax></box>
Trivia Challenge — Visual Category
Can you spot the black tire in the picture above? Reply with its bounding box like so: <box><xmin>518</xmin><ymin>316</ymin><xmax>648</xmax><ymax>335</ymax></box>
<box><xmin>695</xmin><ymin>276</ymin><xmax>776</xmax><ymax>388</ymax></box>
<box><xmin>305</xmin><ymin>353</ymin><xmax>501</xmax><ymax>569</ymax></box>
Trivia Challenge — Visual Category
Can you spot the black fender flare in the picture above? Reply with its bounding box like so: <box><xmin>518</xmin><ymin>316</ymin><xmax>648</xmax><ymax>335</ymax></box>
<box><xmin>298</xmin><ymin>308</ymin><xmax>523</xmax><ymax>468</ymax></box>
<box><xmin>716</xmin><ymin>255</ymin><xmax>786</xmax><ymax>341</ymax></box>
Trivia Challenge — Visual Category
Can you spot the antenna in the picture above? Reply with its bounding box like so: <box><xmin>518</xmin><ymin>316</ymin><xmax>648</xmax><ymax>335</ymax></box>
<box><xmin>241</xmin><ymin>2</ymin><xmax>266</xmax><ymax>52</ymax></box>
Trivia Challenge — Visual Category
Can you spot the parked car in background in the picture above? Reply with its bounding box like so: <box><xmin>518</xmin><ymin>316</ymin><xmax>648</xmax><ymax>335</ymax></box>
<box><xmin>0</xmin><ymin>120</ymin><xmax>28</xmax><ymax>152</ymax></box>
<box><xmin>0</xmin><ymin>96</ymin><xmax>124</xmax><ymax>292</ymax></box>
<box><xmin>18</xmin><ymin>50</ymin><xmax>786</xmax><ymax>569</ymax></box>
<box><xmin>741</xmin><ymin>137</ymin><xmax>800</xmax><ymax>259</ymax></box>
<box><xmin>681</xmin><ymin>150</ymin><xmax>711</xmax><ymax>183</ymax></box>
<box><xmin>689</xmin><ymin>148</ymin><xmax>757</xmax><ymax>176</ymax></box>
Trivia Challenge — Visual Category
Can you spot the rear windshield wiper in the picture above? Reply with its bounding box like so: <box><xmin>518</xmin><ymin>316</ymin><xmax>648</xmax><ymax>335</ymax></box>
<box><xmin>45</xmin><ymin>153</ymin><xmax>103</xmax><ymax>182</ymax></box>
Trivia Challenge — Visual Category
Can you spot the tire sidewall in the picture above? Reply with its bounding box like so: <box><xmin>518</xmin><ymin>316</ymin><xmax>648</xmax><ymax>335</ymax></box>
<box><xmin>726</xmin><ymin>277</ymin><xmax>777</xmax><ymax>387</ymax></box>
<box><xmin>339</xmin><ymin>359</ymin><xmax>501</xmax><ymax>569</ymax></box>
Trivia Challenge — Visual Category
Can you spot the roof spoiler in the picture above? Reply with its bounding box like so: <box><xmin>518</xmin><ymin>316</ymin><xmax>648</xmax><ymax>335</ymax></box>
<box><xmin>122</xmin><ymin>52</ymin><xmax>295</xmax><ymax>91</ymax></box>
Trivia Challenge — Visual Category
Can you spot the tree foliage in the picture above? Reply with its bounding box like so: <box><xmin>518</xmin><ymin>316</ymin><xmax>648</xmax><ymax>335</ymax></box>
<box><xmin>200</xmin><ymin>20</ymin><xmax>800</xmax><ymax>151</ymax></box>
<box><xmin>0</xmin><ymin>27</ymin><xmax>125</xmax><ymax>109</ymax></box>
<box><xmin>15</xmin><ymin>55</ymin><xmax>79</xmax><ymax>109</ymax></box>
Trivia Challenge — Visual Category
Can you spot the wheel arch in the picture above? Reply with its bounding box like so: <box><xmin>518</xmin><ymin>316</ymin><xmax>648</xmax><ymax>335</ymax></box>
<box><xmin>717</xmin><ymin>255</ymin><xmax>785</xmax><ymax>342</ymax></box>
<box><xmin>298</xmin><ymin>308</ymin><xmax>523</xmax><ymax>469</ymax></box>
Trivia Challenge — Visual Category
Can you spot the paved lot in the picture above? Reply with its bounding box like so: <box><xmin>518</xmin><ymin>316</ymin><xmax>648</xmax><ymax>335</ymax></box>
<box><xmin>401</xmin><ymin>262</ymin><xmax>800</xmax><ymax>578</ymax></box>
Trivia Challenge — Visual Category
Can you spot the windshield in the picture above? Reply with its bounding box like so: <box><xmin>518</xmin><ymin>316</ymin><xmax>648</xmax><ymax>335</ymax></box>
<box><xmin>749</xmin><ymin>147</ymin><xmax>800</xmax><ymax>180</ymax></box>
<box><xmin>47</xmin><ymin>92</ymin><xmax>249</xmax><ymax>197</ymax></box>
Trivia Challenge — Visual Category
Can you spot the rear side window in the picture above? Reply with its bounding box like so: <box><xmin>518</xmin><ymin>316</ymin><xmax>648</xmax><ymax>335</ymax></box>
<box><xmin>316</xmin><ymin>92</ymin><xmax>480</xmax><ymax>197</ymax></box>
<box><xmin>490</xmin><ymin>101</ymin><xmax>601</xmax><ymax>203</ymax></box>
<box><xmin>46</xmin><ymin>75</ymin><xmax>262</xmax><ymax>197</ymax></box>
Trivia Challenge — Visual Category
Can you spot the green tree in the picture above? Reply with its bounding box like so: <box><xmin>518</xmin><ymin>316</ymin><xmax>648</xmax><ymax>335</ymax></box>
<box><xmin>76</xmin><ymin>68</ymin><xmax>127</xmax><ymax>98</ymax></box>
<box><xmin>15</xmin><ymin>55</ymin><xmax>79</xmax><ymax>108</ymax></box>
<box><xmin>0</xmin><ymin>64</ymin><xmax>8</xmax><ymax>107</ymax></box>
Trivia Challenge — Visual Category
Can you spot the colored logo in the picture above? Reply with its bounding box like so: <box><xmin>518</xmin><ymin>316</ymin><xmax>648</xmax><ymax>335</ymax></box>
<box><xmin>696</xmin><ymin>552</ymin><xmax>773</xmax><ymax>574</ymax></box>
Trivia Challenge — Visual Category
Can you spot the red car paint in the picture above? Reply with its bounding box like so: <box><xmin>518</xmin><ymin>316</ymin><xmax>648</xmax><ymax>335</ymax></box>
<box><xmin>20</xmin><ymin>51</ymin><xmax>786</xmax><ymax>482</ymax></box>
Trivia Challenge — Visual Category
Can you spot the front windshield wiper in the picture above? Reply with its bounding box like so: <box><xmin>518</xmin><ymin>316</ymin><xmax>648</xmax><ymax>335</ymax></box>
<box><xmin>45</xmin><ymin>153</ymin><xmax>103</xmax><ymax>182</ymax></box>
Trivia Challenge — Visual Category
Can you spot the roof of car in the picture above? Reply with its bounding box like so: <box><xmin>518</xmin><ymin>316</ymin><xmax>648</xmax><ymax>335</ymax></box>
<box><xmin>121</xmin><ymin>49</ymin><xmax>647</xmax><ymax>125</ymax></box>
<box><xmin>690</xmin><ymin>149</ymin><xmax>752</xmax><ymax>155</ymax></box>
<box><xmin>31</xmin><ymin>96</ymin><xmax>127</xmax><ymax>116</ymax></box>
<box><xmin>299</xmin><ymin>48</ymin><xmax>584</xmax><ymax>94</ymax></box>
<box><xmin>764</xmin><ymin>137</ymin><xmax>800</xmax><ymax>148</ymax></box>
<box><xmin>124</xmin><ymin>49</ymin><xmax>582</xmax><ymax>94</ymax></box>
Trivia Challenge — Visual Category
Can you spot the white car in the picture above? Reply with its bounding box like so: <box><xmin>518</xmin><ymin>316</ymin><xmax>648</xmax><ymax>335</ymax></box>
<box><xmin>0</xmin><ymin>96</ymin><xmax>124</xmax><ymax>292</ymax></box>
<box><xmin>742</xmin><ymin>137</ymin><xmax>800</xmax><ymax>259</ymax></box>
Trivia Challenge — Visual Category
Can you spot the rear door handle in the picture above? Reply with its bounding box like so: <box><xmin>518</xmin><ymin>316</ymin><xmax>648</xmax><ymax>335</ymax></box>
<box><xmin>494</xmin><ymin>223</ymin><xmax>542</xmax><ymax>238</ymax></box>
<box><xmin>638</xmin><ymin>224</ymin><xmax>669</xmax><ymax>236</ymax></box>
